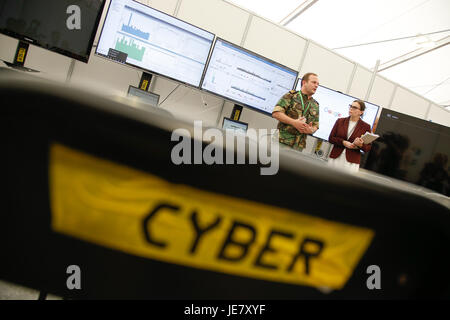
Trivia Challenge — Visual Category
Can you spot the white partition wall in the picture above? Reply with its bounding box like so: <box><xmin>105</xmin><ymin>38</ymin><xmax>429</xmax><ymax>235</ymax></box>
<box><xmin>368</xmin><ymin>75</ymin><xmax>397</xmax><ymax>109</ymax></box>
<box><xmin>215</xmin><ymin>101</ymin><xmax>234</xmax><ymax>127</ymax></box>
<box><xmin>238</xmin><ymin>109</ymin><xmax>278</xmax><ymax>131</ymax></box>
<box><xmin>300</xmin><ymin>42</ymin><xmax>355</xmax><ymax>93</ymax></box>
<box><xmin>428</xmin><ymin>104</ymin><xmax>450</xmax><ymax>127</ymax></box>
<box><xmin>23</xmin><ymin>46</ymin><xmax>72</xmax><ymax>83</ymax></box>
<box><xmin>177</xmin><ymin>0</ymin><xmax>249</xmax><ymax>44</ymax></box>
<box><xmin>244</xmin><ymin>111</ymin><xmax>279</xmax><ymax>131</ymax></box>
<box><xmin>243</xmin><ymin>16</ymin><xmax>307</xmax><ymax>70</ymax></box>
<box><xmin>391</xmin><ymin>86</ymin><xmax>430</xmax><ymax>119</ymax></box>
<box><xmin>348</xmin><ymin>66</ymin><xmax>373</xmax><ymax>100</ymax></box>
<box><xmin>69</xmin><ymin>48</ymin><xmax>140</xmax><ymax>95</ymax></box>
<box><xmin>153</xmin><ymin>76</ymin><xmax>226</xmax><ymax>126</ymax></box>
<box><xmin>148</xmin><ymin>0</ymin><xmax>179</xmax><ymax>15</ymax></box>
<box><xmin>0</xmin><ymin>34</ymin><xmax>17</xmax><ymax>63</ymax></box>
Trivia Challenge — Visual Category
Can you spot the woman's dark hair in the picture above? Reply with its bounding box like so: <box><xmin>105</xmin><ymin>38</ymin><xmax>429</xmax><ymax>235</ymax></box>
<box><xmin>354</xmin><ymin>100</ymin><xmax>366</xmax><ymax>112</ymax></box>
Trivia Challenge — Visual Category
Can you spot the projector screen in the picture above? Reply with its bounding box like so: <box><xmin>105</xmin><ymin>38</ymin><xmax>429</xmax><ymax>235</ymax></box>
<box><xmin>96</xmin><ymin>0</ymin><xmax>215</xmax><ymax>87</ymax></box>
<box><xmin>201</xmin><ymin>38</ymin><xmax>298</xmax><ymax>115</ymax></box>
<box><xmin>295</xmin><ymin>82</ymin><xmax>380</xmax><ymax>141</ymax></box>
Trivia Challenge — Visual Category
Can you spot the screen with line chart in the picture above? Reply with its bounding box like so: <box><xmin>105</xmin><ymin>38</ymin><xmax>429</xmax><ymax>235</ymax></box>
<box><xmin>96</xmin><ymin>0</ymin><xmax>214</xmax><ymax>87</ymax></box>
<box><xmin>295</xmin><ymin>81</ymin><xmax>380</xmax><ymax>141</ymax></box>
<box><xmin>201</xmin><ymin>38</ymin><xmax>298</xmax><ymax>115</ymax></box>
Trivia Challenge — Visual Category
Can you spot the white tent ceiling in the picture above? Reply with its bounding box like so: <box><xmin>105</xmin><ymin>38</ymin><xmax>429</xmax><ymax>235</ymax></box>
<box><xmin>226</xmin><ymin>0</ymin><xmax>450</xmax><ymax>109</ymax></box>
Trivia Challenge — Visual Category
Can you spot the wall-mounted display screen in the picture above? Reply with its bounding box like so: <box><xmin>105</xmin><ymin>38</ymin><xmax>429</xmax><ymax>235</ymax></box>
<box><xmin>362</xmin><ymin>109</ymin><xmax>449</xmax><ymax>196</ymax></box>
<box><xmin>0</xmin><ymin>0</ymin><xmax>105</xmax><ymax>63</ymax></box>
<box><xmin>201</xmin><ymin>38</ymin><xmax>298</xmax><ymax>114</ymax></box>
<box><xmin>295</xmin><ymin>81</ymin><xmax>379</xmax><ymax>141</ymax></box>
<box><xmin>96</xmin><ymin>0</ymin><xmax>215</xmax><ymax>87</ymax></box>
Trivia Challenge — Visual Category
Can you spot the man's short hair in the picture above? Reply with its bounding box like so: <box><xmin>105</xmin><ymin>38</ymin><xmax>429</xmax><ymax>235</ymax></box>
<box><xmin>301</xmin><ymin>72</ymin><xmax>318</xmax><ymax>86</ymax></box>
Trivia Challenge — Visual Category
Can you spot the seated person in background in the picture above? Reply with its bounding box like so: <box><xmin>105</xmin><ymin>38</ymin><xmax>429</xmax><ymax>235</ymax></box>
<box><xmin>418</xmin><ymin>153</ymin><xmax>449</xmax><ymax>196</ymax></box>
<box><xmin>327</xmin><ymin>100</ymin><xmax>372</xmax><ymax>172</ymax></box>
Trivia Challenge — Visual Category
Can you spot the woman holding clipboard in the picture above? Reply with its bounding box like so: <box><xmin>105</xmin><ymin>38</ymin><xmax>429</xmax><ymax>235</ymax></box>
<box><xmin>327</xmin><ymin>100</ymin><xmax>373</xmax><ymax>172</ymax></box>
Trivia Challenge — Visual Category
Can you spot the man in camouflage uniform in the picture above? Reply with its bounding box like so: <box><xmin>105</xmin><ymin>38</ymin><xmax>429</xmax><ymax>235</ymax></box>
<box><xmin>272</xmin><ymin>72</ymin><xmax>320</xmax><ymax>151</ymax></box>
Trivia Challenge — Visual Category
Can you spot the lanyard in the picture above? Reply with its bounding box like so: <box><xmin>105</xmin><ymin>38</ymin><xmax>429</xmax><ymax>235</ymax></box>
<box><xmin>299</xmin><ymin>92</ymin><xmax>311</xmax><ymax>116</ymax></box>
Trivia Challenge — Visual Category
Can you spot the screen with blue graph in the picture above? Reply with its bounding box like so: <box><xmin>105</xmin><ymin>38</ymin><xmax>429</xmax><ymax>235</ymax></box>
<box><xmin>96</xmin><ymin>0</ymin><xmax>214</xmax><ymax>87</ymax></box>
<box><xmin>201</xmin><ymin>38</ymin><xmax>298</xmax><ymax>115</ymax></box>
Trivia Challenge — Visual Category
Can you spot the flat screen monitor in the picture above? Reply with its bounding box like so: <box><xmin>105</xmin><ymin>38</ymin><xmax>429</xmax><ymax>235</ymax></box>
<box><xmin>362</xmin><ymin>109</ymin><xmax>450</xmax><ymax>196</ymax></box>
<box><xmin>96</xmin><ymin>0</ymin><xmax>215</xmax><ymax>87</ymax></box>
<box><xmin>295</xmin><ymin>81</ymin><xmax>379</xmax><ymax>141</ymax></box>
<box><xmin>222</xmin><ymin>117</ymin><xmax>248</xmax><ymax>133</ymax></box>
<box><xmin>0</xmin><ymin>0</ymin><xmax>105</xmax><ymax>63</ymax></box>
<box><xmin>127</xmin><ymin>85</ymin><xmax>159</xmax><ymax>107</ymax></box>
<box><xmin>201</xmin><ymin>38</ymin><xmax>298</xmax><ymax>115</ymax></box>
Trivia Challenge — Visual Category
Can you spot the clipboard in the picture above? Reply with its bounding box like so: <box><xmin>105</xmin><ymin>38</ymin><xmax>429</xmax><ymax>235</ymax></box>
<box><xmin>361</xmin><ymin>132</ymin><xmax>379</xmax><ymax>144</ymax></box>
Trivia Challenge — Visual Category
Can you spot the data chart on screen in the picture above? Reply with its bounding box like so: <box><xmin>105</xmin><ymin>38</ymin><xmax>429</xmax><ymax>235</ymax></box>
<box><xmin>201</xmin><ymin>39</ymin><xmax>298</xmax><ymax>114</ymax></box>
<box><xmin>96</xmin><ymin>0</ymin><xmax>214</xmax><ymax>87</ymax></box>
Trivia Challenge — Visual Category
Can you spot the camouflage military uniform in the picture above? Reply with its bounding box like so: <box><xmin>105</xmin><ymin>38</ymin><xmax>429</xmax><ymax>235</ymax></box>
<box><xmin>272</xmin><ymin>90</ymin><xmax>319</xmax><ymax>150</ymax></box>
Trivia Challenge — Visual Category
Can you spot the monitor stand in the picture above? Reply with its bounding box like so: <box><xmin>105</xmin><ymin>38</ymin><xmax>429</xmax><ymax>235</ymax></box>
<box><xmin>138</xmin><ymin>72</ymin><xmax>153</xmax><ymax>91</ymax></box>
<box><xmin>231</xmin><ymin>104</ymin><xmax>243</xmax><ymax>121</ymax></box>
<box><xmin>3</xmin><ymin>60</ymin><xmax>40</xmax><ymax>73</ymax></box>
<box><xmin>2</xmin><ymin>41</ymin><xmax>40</xmax><ymax>73</ymax></box>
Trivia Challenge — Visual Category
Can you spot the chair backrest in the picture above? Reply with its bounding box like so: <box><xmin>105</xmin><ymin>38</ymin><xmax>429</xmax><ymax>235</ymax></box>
<box><xmin>1</xmin><ymin>68</ymin><xmax>449</xmax><ymax>299</ymax></box>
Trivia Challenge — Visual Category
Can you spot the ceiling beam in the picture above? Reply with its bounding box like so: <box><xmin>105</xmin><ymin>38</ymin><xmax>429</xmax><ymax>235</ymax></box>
<box><xmin>377</xmin><ymin>35</ymin><xmax>450</xmax><ymax>72</ymax></box>
<box><xmin>332</xmin><ymin>29</ymin><xmax>450</xmax><ymax>50</ymax></box>
<box><xmin>279</xmin><ymin>0</ymin><xmax>319</xmax><ymax>26</ymax></box>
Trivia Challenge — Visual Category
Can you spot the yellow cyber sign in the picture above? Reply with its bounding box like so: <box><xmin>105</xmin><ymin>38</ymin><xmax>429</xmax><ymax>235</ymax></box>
<box><xmin>50</xmin><ymin>143</ymin><xmax>374</xmax><ymax>290</ymax></box>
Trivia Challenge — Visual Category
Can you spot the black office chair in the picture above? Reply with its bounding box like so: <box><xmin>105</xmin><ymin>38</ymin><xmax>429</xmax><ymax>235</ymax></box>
<box><xmin>1</xmin><ymin>68</ymin><xmax>449</xmax><ymax>299</ymax></box>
